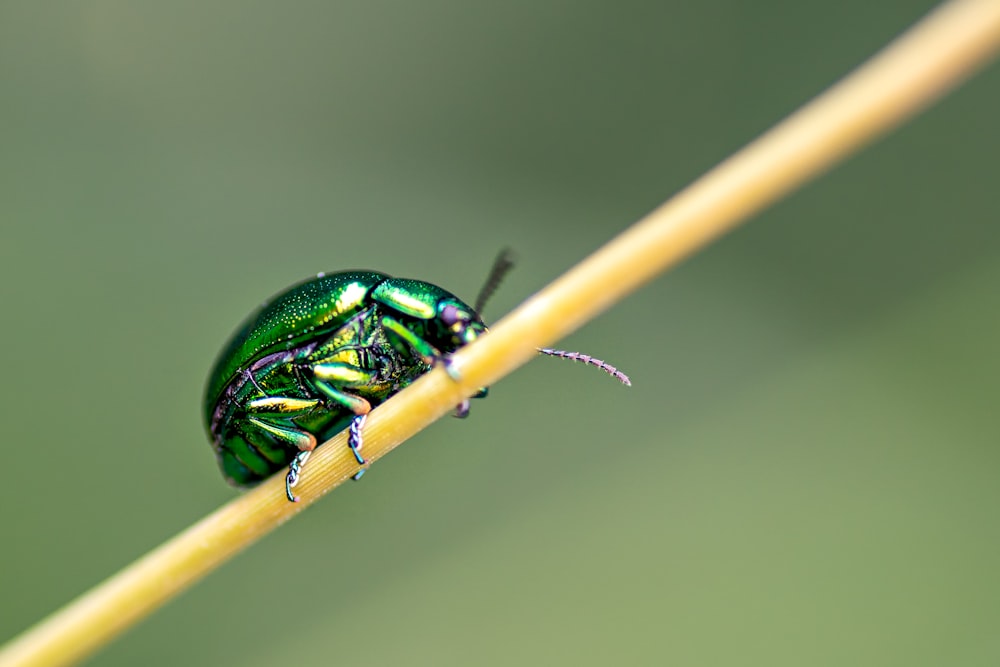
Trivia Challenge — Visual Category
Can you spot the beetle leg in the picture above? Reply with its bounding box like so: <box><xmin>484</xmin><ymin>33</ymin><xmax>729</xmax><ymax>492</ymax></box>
<box><xmin>379</xmin><ymin>319</ymin><xmax>492</xmax><ymax>417</ymax></box>
<box><xmin>277</xmin><ymin>410</ymin><xmax>368</xmax><ymax>501</ymax></box>
<box><xmin>286</xmin><ymin>450</ymin><xmax>310</xmax><ymax>502</ymax></box>
<box><xmin>246</xmin><ymin>416</ymin><xmax>317</xmax><ymax>451</ymax></box>
<box><xmin>246</xmin><ymin>396</ymin><xmax>320</xmax><ymax>417</ymax></box>
<box><xmin>381</xmin><ymin>315</ymin><xmax>471</xmax><ymax>385</ymax></box>
<box><xmin>349</xmin><ymin>414</ymin><xmax>367</xmax><ymax>479</ymax></box>
<box><xmin>242</xmin><ymin>397</ymin><xmax>322</xmax><ymax>502</ymax></box>
<box><xmin>310</xmin><ymin>359</ymin><xmax>377</xmax><ymax>477</ymax></box>
<box><xmin>245</xmin><ymin>419</ymin><xmax>317</xmax><ymax>503</ymax></box>
<box><xmin>453</xmin><ymin>385</ymin><xmax>488</xmax><ymax>418</ymax></box>
<box><xmin>244</xmin><ymin>397</ymin><xmax>320</xmax><ymax>456</ymax></box>
<box><xmin>311</xmin><ymin>375</ymin><xmax>372</xmax><ymax>478</ymax></box>
<box><xmin>380</xmin><ymin>316</ymin><xmax>441</xmax><ymax>366</ymax></box>
<box><xmin>312</xmin><ymin>362</ymin><xmax>373</xmax><ymax>415</ymax></box>
<box><xmin>313</xmin><ymin>362</ymin><xmax>379</xmax><ymax>390</ymax></box>
<box><xmin>312</xmin><ymin>378</ymin><xmax>372</xmax><ymax>418</ymax></box>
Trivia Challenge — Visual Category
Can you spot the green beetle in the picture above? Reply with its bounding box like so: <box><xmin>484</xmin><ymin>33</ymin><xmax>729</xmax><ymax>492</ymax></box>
<box><xmin>204</xmin><ymin>252</ymin><xmax>629</xmax><ymax>501</ymax></box>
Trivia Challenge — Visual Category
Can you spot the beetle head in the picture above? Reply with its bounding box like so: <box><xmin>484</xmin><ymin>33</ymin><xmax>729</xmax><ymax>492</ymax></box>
<box><xmin>438</xmin><ymin>300</ymin><xmax>487</xmax><ymax>349</ymax></box>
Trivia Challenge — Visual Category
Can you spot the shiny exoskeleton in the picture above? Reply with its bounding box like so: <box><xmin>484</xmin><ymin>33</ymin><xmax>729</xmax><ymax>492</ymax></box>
<box><xmin>204</xmin><ymin>253</ymin><xmax>630</xmax><ymax>502</ymax></box>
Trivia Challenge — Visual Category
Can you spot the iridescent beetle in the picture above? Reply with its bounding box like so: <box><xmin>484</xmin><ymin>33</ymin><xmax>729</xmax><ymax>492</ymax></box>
<box><xmin>203</xmin><ymin>251</ymin><xmax>630</xmax><ymax>501</ymax></box>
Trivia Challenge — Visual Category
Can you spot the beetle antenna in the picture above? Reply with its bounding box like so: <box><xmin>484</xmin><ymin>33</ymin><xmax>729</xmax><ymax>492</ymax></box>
<box><xmin>474</xmin><ymin>248</ymin><xmax>517</xmax><ymax>315</ymax></box>
<box><xmin>537</xmin><ymin>348</ymin><xmax>632</xmax><ymax>386</ymax></box>
<box><xmin>473</xmin><ymin>250</ymin><xmax>631</xmax><ymax>386</ymax></box>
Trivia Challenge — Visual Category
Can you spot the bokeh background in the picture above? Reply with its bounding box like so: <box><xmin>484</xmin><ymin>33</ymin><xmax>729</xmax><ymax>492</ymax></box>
<box><xmin>2</xmin><ymin>1</ymin><xmax>999</xmax><ymax>665</ymax></box>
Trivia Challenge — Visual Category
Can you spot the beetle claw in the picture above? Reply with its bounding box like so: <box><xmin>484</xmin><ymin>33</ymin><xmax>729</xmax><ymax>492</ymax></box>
<box><xmin>442</xmin><ymin>356</ymin><xmax>463</xmax><ymax>382</ymax></box>
<box><xmin>348</xmin><ymin>414</ymin><xmax>367</xmax><ymax>465</ymax></box>
<box><xmin>286</xmin><ymin>450</ymin><xmax>311</xmax><ymax>502</ymax></box>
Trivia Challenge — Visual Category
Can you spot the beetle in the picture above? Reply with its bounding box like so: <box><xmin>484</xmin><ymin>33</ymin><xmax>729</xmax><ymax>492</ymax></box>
<box><xmin>203</xmin><ymin>251</ymin><xmax>630</xmax><ymax>502</ymax></box>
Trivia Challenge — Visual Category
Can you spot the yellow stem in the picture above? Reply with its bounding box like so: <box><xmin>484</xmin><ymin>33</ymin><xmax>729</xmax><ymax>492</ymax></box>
<box><xmin>3</xmin><ymin>1</ymin><xmax>1000</xmax><ymax>666</ymax></box>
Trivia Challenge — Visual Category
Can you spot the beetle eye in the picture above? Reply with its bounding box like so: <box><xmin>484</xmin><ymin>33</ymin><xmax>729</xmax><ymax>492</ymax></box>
<box><xmin>441</xmin><ymin>304</ymin><xmax>461</xmax><ymax>326</ymax></box>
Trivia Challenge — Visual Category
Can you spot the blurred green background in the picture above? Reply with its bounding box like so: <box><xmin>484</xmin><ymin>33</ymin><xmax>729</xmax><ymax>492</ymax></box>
<box><xmin>2</xmin><ymin>1</ymin><xmax>999</xmax><ymax>665</ymax></box>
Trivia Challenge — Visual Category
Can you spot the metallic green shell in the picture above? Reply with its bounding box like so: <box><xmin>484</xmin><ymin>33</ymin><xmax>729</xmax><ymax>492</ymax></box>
<box><xmin>203</xmin><ymin>272</ymin><xmax>386</xmax><ymax>416</ymax></box>
<box><xmin>204</xmin><ymin>270</ymin><xmax>486</xmax><ymax>487</ymax></box>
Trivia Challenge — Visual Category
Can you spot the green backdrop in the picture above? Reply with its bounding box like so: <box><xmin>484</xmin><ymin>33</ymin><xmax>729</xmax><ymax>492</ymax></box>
<box><xmin>2</xmin><ymin>1</ymin><xmax>998</xmax><ymax>665</ymax></box>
